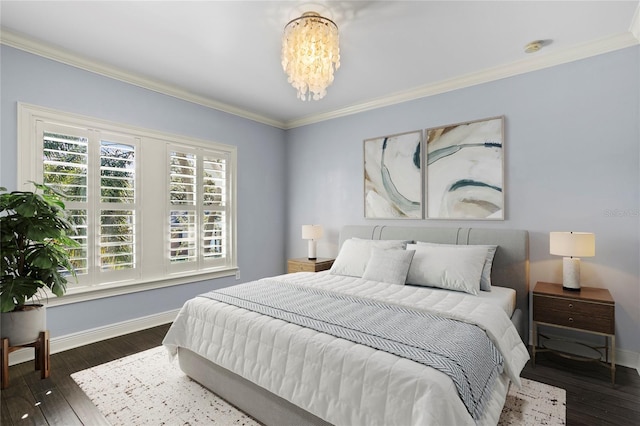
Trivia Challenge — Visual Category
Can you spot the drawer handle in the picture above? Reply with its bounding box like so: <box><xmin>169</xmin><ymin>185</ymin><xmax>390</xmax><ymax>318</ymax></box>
<box><xmin>568</xmin><ymin>303</ymin><xmax>573</xmax><ymax>308</ymax></box>
<box><xmin>568</xmin><ymin>317</ymin><xmax>574</xmax><ymax>322</ymax></box>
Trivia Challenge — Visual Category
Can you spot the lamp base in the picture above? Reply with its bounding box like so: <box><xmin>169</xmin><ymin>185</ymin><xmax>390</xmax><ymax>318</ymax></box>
<box><xmin>562</xmin><ymin>257</ymin><xmax>581</xmax><ymax>291</ymax></box>
<box><xmin>307</xmin><ymin>239</ymin><xmax>317</xmax><ymax>261</ymax></box>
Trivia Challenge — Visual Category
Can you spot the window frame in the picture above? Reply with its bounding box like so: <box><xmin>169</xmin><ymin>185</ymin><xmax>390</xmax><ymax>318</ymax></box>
<box><xmin>17</xmin><ymin>103</ymin><xmax>238</xmax><ymax>307</ymax></box>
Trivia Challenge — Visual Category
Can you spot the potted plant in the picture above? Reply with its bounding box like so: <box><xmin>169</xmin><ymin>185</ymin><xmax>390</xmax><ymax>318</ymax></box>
<box><xmin>0</xmin><ymin>183</ymin><xmax>78</xmax><ymax>346</ymax></box>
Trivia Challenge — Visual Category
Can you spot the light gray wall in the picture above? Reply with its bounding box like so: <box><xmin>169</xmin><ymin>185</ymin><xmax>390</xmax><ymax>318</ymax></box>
<box><xmin>286</xmin><ymin>46</ymin><xmax>640</xmax><ymax>356</ymax></box>
<box><xmin>1</xmin><ymin>45</ymin><xmax>288</xmax><ymax>336</ymax></box>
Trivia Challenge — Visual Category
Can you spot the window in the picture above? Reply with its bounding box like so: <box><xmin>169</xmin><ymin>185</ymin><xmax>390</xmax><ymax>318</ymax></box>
<box><xmin>18</xmin><ymin>103</ymin><xmax>237</xmax><ymax>304</ymax></box>
<box><xmin>167</xmin><ymin>146</ymin><xmax>231</xmax><ymax>272</ymax></box>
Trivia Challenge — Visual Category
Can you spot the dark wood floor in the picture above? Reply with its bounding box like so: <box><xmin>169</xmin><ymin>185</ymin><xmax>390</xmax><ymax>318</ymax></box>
<box><xmin>1</xmin><ymin>324</ymin><xmax>639</xmax><ymax>425</ymax></box>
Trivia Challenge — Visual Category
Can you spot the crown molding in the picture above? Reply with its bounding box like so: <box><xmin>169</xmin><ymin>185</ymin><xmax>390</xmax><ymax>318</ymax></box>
<box><xmin>283</xmin><ymin>31</ymin><xmax>640</xmax><ymax>129</ymax></box>
<box><xmin>0</xmin><ymin>29</ymin><xmax>286</xmax><ymax>129</ymax></box>
<box><xmin>2</xmin><ymin>28</ymin><xmax>637</xmax><ymax>131</ymax></box>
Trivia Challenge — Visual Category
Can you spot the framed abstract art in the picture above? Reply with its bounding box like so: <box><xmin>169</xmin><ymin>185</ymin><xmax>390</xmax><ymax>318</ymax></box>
<box><xmin>425</xmin><ymin>116</ymin><xmax>504</xmax><ymax>219</ymax></box>
<box><xmin>364</xmin><ymin>130</ymin><xmax>423</xmax><ymax>219</ymax></box>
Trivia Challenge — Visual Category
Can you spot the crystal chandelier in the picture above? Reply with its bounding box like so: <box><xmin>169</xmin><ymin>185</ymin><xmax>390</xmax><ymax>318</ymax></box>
<box><xmin>281</xmin><ymin>11</ymin><xmax>340</xmax><ymax>101</ymax></box>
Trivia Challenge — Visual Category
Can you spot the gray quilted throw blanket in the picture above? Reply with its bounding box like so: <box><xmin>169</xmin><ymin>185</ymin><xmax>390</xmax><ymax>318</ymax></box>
<box><xmin>200</xmin><ymin>280</ymin><xmax>504</xmax><ymax>420</ymax></box>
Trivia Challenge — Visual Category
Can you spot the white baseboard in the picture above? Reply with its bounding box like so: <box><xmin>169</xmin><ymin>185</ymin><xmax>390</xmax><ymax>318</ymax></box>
<box><xmin>8</xmin><ymin>309</ymin><xmax>180</xmax><ymax>366</ymax></box>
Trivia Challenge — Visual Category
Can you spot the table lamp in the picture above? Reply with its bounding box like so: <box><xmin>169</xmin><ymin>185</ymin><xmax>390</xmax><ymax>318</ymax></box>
<box><xmin>549</xmin><ymin>231</ymin><xmax>595</xmax><ymax>290</ymax></box>
<box><xmin>302</xmin><ymin>225</ymin><xmax>323</xmax><ymax>260</ymax></box>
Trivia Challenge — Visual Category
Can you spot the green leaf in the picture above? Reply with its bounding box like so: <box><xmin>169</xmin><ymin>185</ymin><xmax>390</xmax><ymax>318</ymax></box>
<box><xmin>14</xmin><ymin>201</ymin><xmax>37</xmax><ymax>217</ymax></box>
<box><xmin>0</xmin><ymin>276</ymin><xmax>42</xmax><ymax>312</ymax></box>
<box><xmin>31</xmin><ymin>252</ymin><xmax>54</xmax><ymax>269</ymax></box>
<box><xmin>44</xmin><ymin>197</ymin><xmax>65</xmax><ymax>210</ymax></box>
<box><xmin>57</xmin><ymin>234</ymin><xmax>81</xmax><ymax>248</ymax></box>
<box><xmin>0</xmin><ymin>295</ymin><xmax>16</xmax><ymax>313</ymax></box>
<box><xmin>49</xmin><ymin>275</ymin><xmax>67</xmax><ymax>297</ymax></box>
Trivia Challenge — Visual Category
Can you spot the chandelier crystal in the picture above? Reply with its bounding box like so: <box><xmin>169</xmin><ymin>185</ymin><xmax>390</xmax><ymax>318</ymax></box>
<box><xmin>281</xmin><ymin>11</ymin><xmax>340</xmax><ymax>101</ymax></box>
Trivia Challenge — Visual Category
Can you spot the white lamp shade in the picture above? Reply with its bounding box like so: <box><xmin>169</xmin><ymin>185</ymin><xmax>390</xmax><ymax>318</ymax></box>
<box><xmin>302</xmin><ymin>225</ymin><xmax>324</xmax><ymax>240</ymax></box>
<box><xmin>549</xmin><ymin>232</ymin><xmax>595</xmax><ymax>257</ymax></box>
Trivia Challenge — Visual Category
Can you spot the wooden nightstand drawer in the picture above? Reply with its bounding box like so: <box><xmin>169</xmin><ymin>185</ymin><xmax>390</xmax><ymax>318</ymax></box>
<box><xmin>287</xmin><ymin>258</ymin><xmax>334</xmax><ymax>273</ymax></box>
<box><xmin>288</xmin><ymin>262</ymin><xmax>310</xmax><ymax>273</ymax></box>
<box><xmin>533</xmin><ymin>294</ymin><xmax>614</xmax><ymax>334</ymax></box>
<box><xmin>533</xmin><ymin>295</ymin><xmax>611</xmax><ymax>315</ymax></box>
<box><xmin>533</xmin><ymin>297</ymin><xmax>614</xmax><ymax>334</ymax></box>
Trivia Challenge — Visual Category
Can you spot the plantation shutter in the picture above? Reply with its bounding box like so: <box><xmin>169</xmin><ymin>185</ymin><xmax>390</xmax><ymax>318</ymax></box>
<box><xmin>202</xmin><ymin>154</ymin><xmax>227</xmax><ymax>262</ymax></box>
<box><xmin>39</xmin><ymin>122</ymin><xmax>91</xmax><ymax>280</ymax></box>
<box><xmin>98</xmin><ymin>136</ymin><xmax>138</xmax><ymax>279</ymax></box>
<box><xmin>167</xmin><ymin>145</ymin><xmax>230</xmax><ymax>272</ymax></box>
<box><xmin>169</xmin><ymin>150</ymin><xmax>197</xmax><ymax>268</ymax></box>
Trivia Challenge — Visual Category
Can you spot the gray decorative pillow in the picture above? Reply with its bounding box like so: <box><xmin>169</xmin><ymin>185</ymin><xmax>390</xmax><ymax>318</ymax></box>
<box><xmin>362</xmin><ymin>249</ymin><xmax>415</xmax><ymax>285</ymax></box>
<box><xmin>330</xmin><ymin>238</ymin><xmax>411</xmax><ymax>278</ymax></box>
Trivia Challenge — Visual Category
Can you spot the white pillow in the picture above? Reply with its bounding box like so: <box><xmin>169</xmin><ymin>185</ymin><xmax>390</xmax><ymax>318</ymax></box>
<box><xmin>417</xmin><ymin>242</ymin><xmax>497</xmax><ymax>291</ymax></box>
<box><xmin>330</xmin><ymin>238</ymin><xmax>411</xmax><ymax>278</ymax></box>
<box><xmin>362</xmin><ymin>249</ymin><xmax>415</xmax><ymax>285</ymax></box>
<box><xmin>406</xmin><ymin>244</ymin><xmax>488</xmax><ymax>295</ymax></box>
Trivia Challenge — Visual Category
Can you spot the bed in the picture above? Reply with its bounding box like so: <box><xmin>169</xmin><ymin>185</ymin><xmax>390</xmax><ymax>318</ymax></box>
<box><xmin>163</xmin><ymin>225</ymin><xmax>530</xmax><ymax>426</ymax></box>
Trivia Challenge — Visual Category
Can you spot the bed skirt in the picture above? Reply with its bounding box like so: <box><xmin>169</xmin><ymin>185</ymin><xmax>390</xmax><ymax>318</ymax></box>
<box><xmin>178</xmin><ymin>347</ymin><xmax>332</xmax><ymax>426</ymax></box>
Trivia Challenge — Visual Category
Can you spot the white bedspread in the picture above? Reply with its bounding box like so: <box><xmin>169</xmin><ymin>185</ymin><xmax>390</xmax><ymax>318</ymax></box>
<box><xmin>163</xmin><ymin>272</ymin><xmax>529</xmax><ymax>426</ymax></box>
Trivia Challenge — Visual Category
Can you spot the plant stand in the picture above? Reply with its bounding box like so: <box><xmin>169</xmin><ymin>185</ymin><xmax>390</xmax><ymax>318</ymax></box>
<box><xmin>1</xmin><ymin>330</ymin><xmax>50</xmax><ymax>389</ymax></box>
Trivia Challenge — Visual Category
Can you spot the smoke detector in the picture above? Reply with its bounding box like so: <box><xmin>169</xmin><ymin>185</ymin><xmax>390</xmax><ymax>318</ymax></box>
<box><xmin>524</xmin><ymin>40</ymin><xmax>552</xmax><ymax>54</ymax></box>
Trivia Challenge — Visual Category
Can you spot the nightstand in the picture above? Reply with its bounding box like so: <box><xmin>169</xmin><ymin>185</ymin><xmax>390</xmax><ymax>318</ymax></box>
<box><xmin>287</xmin><ymin>258</ymin><xmax>334</xmax><ymax>273</ymax></box>
<box><xmin>532</xmin><ymin>281</ymin><xmax>615</xmax><ymax>384</ymax></box>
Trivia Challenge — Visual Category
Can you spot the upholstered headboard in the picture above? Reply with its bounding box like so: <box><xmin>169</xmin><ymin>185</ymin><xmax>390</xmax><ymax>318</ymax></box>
<box><xmin>339</xmin><ymin>225</ymin><xmax>530</xmax><ymax>343</ymax></box>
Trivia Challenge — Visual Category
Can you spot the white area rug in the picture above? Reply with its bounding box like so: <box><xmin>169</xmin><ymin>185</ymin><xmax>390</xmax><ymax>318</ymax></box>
<box><xmin>71</xmin><ymin>346</ymin><xmax>566</xmax><ymax>426</ymax></box>
<box><xmin>499</xmin><ymin>378</ymin><xmax>566</xmax><ymax>426</ymax></box>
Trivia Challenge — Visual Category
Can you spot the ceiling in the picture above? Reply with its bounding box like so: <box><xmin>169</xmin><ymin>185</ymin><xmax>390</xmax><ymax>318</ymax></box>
<box><xmin>1</xmin><ymin>1</ymin><xmax>639</xmax><ymax>129</ymax></box>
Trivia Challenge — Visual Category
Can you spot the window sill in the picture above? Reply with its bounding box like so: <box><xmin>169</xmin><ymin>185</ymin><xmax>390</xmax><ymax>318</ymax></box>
<box><xmin>39</xmin><ymin>267</ymin><xmax>238</xmax><ymax>308</ymax></box>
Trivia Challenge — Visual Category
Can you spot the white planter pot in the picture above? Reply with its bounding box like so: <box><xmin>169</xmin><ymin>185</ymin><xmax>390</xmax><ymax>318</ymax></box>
<box><xmin>1</xmin><ymin>304</ymin><xmax>46</xmax><ymax>346</ymax></box>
